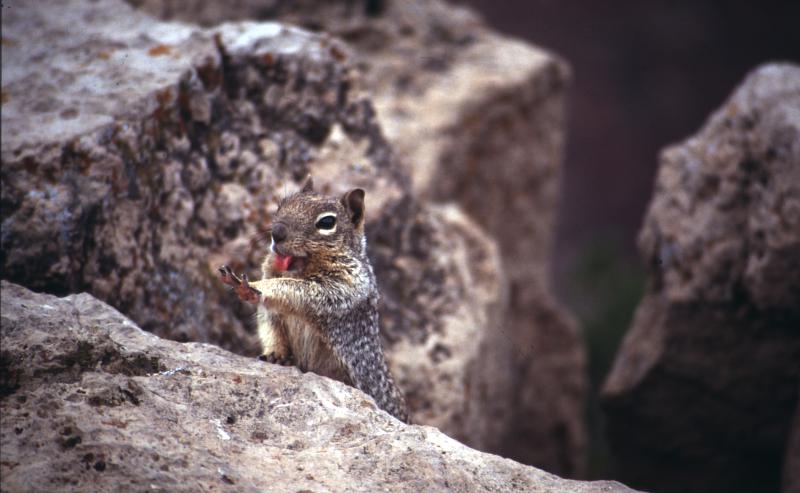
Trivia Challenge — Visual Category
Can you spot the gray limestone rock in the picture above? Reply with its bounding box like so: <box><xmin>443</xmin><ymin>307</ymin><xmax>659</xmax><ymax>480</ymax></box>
<box><xmin>0</xmin><ymin>281</ymin><xmax>638</xmax><ymax>493</ymax></box>
<box><xmin>602</xmin><ymin>63</ymin><xmax>800</xmax><ymax>493</ymax></box>
<box><xmin>1</xmin><ymin>0</ymin><xmax>401</xmax><ymax>355</ymax></box>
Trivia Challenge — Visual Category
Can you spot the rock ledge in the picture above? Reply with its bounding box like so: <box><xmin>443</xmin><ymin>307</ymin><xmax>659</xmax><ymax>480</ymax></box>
<box><xmin>1</xmin><ymin>281</ymin><xmax>636</xmax><ymax>493</ymax></box>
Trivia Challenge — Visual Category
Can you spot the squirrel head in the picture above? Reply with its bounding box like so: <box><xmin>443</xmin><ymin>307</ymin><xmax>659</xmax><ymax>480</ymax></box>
<box><xmin>265</xmin><ymin>176</ymin><xmax>366</xmax><ymax>277</ymax></box>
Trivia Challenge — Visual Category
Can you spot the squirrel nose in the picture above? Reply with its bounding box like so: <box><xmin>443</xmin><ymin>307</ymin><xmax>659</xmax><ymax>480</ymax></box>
<box><xmin>271</xmin><ymin>222</ymin><xmax>288</xmax><ymax>243</ymax></box>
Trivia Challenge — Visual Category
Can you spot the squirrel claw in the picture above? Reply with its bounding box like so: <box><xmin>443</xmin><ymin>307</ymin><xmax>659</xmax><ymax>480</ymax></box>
<box><xmin>218</xmin><ymin>265</ymin><xmax>238</xmax><ymax>287</ymax></box>
<box><xmin>219</xmin><ymin>265</ymin><xmax>261</xmax><ymax>304</ymax></box>
<box><xmin>259</xmin><ymin>352</ymin><xmax>294</xmax><ymax>366</ymax></box>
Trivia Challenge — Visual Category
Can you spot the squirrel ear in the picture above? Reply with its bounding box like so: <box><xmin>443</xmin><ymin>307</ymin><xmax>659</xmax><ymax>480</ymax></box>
<box><xmin>300</xmin><ymin>175</ymin><xmax>314</xmax><ymax>193</ymax></box>
<box><xmin>342</xmin><ymin>188</ymin><xmax>365</xmax><ymax>228</ymax></box>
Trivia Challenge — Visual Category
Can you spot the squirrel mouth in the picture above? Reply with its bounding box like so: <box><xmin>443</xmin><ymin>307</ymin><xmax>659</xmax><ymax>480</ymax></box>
<box><xmin>273</xmin><ymin>251</ymin><xmax>308</xmax><ymax>273</ymax></box>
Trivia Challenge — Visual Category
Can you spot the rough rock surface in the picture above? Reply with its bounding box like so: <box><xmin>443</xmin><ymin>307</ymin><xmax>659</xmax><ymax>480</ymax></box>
<box><xmin>602</xmin><ymin>64</ymin><xmax>800</xmax><ymax>493</ymax></box>
<box><xmin>131</xmin><ymin>0</ymin><xmax>587</xmax><ymax>476</ymax></box>
<box><xmin>0</xmin><ymin>0</ymin><xmax>546</xmax><ymax>475</ymax></box>
<box><xmin>370</xmin><ymin>202</ymin><xmax>510</xmax><ymax>446</ymax></box>
<box><xmin>0</xmin><ymin>281</ymin><xmax>637</xmax><ymax>493</ymax></box>
<box><xmin>1</xmin><ymin>0</ymin><xmax>403</xmax><ymax>353</ymax></box>
<box><xmin>355</xmin><ymin>3</ymin><xmax>584</xmax><ymax>474</ymax></box>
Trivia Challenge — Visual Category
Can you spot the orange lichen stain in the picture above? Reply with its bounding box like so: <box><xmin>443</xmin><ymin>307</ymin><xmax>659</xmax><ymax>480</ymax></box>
<box><xmin>155</xmin><ymin>87</ymin><xmax>174</xmax><ymax>107</ymax></box>
<box><xmin>101</xmin><ymin>419</ymin><xmax>129</xmax><ymax>429</ymax></box>
<box><xmin>148</xmin><ymin>87</ymin><xmax>176</xmax><ymax>142</ymax></box>
<box><xmin>1</xmin><ymin>89</ymin><xmax>9</xmax><ymax>105</ymax></box>
<box><xmin>177</xmin><ymin>85</ymin><xmax>191</xmax><ymax>111</ymax></box>
<box><xmin>196</xmin><ymin>57</ymin><xmax>221</xmax><ymax>89</ymax></box>
<box><xmin>330</xmin><ymin>45</ymin><xmax>347</xmax><ymax>62</ymax></box>
<box><xmin>98</xmin><ymin>50</ymin><xmax>112</xmax><ymax>60</ymax></box>
<box><xmin>148</xmin><ymin>44</ymin><xmax>172</xmax><ymax>56</ymax></box>
<box><xmin>1</xmin><ymin>37</ymin><xmax>17</xmax><ymax>47</ymax></box>
<box><xmin>261</xmin><ymin>52</ymin><xmax>275</xmax><ymax>66</ymax></box>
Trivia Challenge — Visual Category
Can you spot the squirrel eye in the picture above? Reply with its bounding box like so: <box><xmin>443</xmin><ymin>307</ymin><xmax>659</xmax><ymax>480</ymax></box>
<box><xmin>315</xmin><ymin>215</ymin><xmax>336</xmax><ymax>230</ymax></box>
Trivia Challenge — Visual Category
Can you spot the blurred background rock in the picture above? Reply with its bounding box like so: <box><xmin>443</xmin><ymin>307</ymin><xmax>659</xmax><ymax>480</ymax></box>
<box><xmin>458</xmin><ymin>0</ymin><xmax>800</xmax><ymax>480</ymax></box>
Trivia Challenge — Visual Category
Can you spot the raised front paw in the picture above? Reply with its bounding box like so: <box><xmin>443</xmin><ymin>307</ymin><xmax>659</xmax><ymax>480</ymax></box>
<box><xmin>219</xmin><ymin>265</ymin><xmax>261</xmax><ymax>304</ymax></box>
<box><xmin>258</xmin><ymin>352</ymin><xmax>295</xmax><ymax>367</ymax></box>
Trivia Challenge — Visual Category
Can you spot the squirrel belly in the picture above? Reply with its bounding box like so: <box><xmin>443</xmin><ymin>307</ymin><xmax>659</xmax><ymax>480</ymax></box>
<box><xmin>256</xmin><ymin>304</ymin><xmax>352</xmax><ymax>384</ymax></box>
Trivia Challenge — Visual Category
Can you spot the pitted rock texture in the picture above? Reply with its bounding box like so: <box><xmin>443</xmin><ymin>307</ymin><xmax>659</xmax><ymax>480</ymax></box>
<box><xmin>0</xmin><ymin>281</ymin><xmax>639</xmax><ymax>493</ymax></box>
<box><xmin>1</xmin><ymin>0</ymin><xmax>403</xmax><ymax>355</ymax></box>
<box><xmin>602</xmin><ymin>63</ymin><xmax>800</xmax><ymax>493</ymax></box>
<box><xmin>349</xmin><ymin>5</ymin><xmax>584</xmax><ymax>473</ymax></box>
<box><xmin>130</xmin><ymin>0</ymin><xmax>587</xmax><ymax>476</ymax></box>
<box><xmin>0</xmin><ymin>0</ymin><xmax>561</xmax><ymax>474</ymax></box>
<box><xmin>371</xmin><ymin>202</ymin><xmax>510</xmax><ymax>448</ymax></box>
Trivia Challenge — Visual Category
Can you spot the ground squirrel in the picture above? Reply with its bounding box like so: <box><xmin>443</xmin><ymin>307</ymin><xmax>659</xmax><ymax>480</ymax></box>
<box><xmin>219</xmin><ymin>177</ymin><xmax>408</xmax><ymax>422</ymax></box>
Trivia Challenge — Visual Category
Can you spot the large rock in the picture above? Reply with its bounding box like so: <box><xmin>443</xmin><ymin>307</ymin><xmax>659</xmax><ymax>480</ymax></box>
<box><xmin>602</xmin><ymin>64</ymin><xmax>800</xmax><ymax>493</ymax></box>
<box><xmin>0</xmin><ymin>281</ymin><xmax>636</xmax><ymax>493</ymax></box>
<box><xmin>357</xmin><ymin>3</ymin><xmax>584</xmax><ymax>474</ymax></box>
<box><xmin>131</xmin><ymin>0</ymin><xmax>587</xmax><ymax>476</ymax></box>
<box><xmin>0</xmin><ymin>0</ymin><xmax>563</xmax><ymax>475</ymax></box>
<box><xmin>1</xmin><ymin>0</ymin><xmax>404</xmax><ymax>353</ymax></box>
<box><xmin>370</xmin><ymin>201</ymin><xmax>510</xmax><ymax>447</ymax></box>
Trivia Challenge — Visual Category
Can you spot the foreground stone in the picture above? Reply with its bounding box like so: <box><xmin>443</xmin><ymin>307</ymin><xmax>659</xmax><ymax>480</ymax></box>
<box><xmin>602</xmin><ymin>64</ymin><xmax>800</xmax><ymax>493</ymax></box>
<box><xmin>0</xmin><ymin>281</ymin><xmax>636</xmax><ymax>493</ymax></box>
<box><xmin>132</xmin><ymin>0</ymin><xmax>587</xmax><ymax>476</ymax></box>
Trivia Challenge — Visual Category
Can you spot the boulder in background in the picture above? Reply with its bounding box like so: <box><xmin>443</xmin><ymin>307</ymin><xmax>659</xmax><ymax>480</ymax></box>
<box><xmin>602</xmin><ymin>63</ymin><xmax>800</xmax><ymax>493</ymax></box>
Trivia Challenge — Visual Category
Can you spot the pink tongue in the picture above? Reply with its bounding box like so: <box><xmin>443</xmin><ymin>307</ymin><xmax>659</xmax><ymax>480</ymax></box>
<box><xmin>274</xmin><ymin>254</ymin><xmax>293</xmax><ymax>272</ymax></box>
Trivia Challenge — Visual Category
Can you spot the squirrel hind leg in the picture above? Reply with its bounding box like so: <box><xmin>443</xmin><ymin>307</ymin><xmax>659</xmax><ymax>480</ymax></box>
<box><xmin>259</xmin><ymin>351</ymin><xmax>295</xmax><ymax>366</ymax></box>
<box><xmin>257</xmin><ymin>310</ymin><xmax>293</xmax><ymax>366</ymax></box>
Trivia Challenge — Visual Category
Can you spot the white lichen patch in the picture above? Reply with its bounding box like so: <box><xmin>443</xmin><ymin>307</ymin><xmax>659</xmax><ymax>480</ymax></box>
<box><xmin>211</xmin><ymin>418</ymin><xmax>231</xmax><ymax>441</ymax></box>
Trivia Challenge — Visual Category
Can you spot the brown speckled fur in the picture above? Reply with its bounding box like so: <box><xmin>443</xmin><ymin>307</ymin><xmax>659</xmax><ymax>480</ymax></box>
<box><xmin>224</xmin><ymin>178</ymin><xmax>408</xmax><ymax>422</ymax></box>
